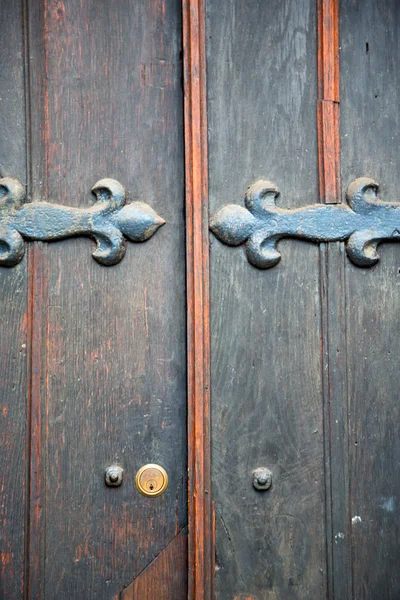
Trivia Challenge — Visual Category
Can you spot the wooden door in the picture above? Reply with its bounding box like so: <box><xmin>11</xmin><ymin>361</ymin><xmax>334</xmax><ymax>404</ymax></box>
<box><xmin>1</xmin><ymin>1</ymin><xmax>399</xmax><ymax>599</ymax></box>
<box><xmin>1</xmin><ymin>1</ymin><xmax>188</xmax><ymax>598</ymax></box>
<box><xmin>206</xmin><ymin>0</ymin><xmax>400</xmax><ymax>599</ymax></box>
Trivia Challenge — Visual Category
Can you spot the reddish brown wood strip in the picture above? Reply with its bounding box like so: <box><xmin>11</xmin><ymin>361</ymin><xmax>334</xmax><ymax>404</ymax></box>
<box><xmin>182</xmin><ymin>0</ymin><xmax>212</xmax><ymax>598</ymax></box>
<box><xmin>317</xmin><ymin>0</ymin><xmax>341</xmax><ymax>204</ymax></box>
<box><xmin>317</xmin><ymin>0</ymin><xmax>339</xmax><ymax>102</ymax></box>
<box><xmin>119</xmin><ymin>529</ymin><xmax>187</xmax><ymax>600</ymax></box>
<box><xmin>317</xmin><ymin>99</ymin><xmax>341</xmax><ymax>204</ymax></box>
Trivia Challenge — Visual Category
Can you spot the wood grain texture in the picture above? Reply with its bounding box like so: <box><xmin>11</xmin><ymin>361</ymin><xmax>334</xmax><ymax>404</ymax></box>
<box><xmin>317</xmin><ymin>0</ymin><xmax>339</xmax><ymax>101</ymax></box>
<box><xmin>119</xmin><ymin>529</ymin><xmax>187</xmax><ymax>600</ymax></box>
<box><xmin>182</xmin><ymin>0</ymin><xmax>212</xmax><ymax>598</ymax></box>
<box><xmin>207</xmin><ymin>1</ymin><xmax>327</xmax><ymax>598</ymax></box>
<box><xmin>317</xmin><ymin>0</ymin><xmax>341</xmax><ymax>204</ymax></box>
<box><xmin>26</xmin><ymin>0</ymin><xmax>187</xmax><ymax>597</ymax></box>
<box><xmin>340</xmin><ymin>1</ymin><xmax>400</xmax><ymax>598</ymax></box>
<box><xmin>0</xmin><ymin>1</ymin><xmax>28</xmax><ymax>597</ymax></box>
<box><xmin>317</xmin><ymin>100</ymin><xmax>341</xmax><ymax>204</ymax></box>
<box><xmin>25</xmin><ymin>2</ymin><xmax>49</xmax><ymax>595</ymax></box>
<box><xmin>319</xmin><ymin>242</ymin><xmax>352</xmax><ymax>600</ymax></box>
<box><xmin>317</xmin><ymin>2</ymin><xmax>350</xmax><ymax>598</ymax></box>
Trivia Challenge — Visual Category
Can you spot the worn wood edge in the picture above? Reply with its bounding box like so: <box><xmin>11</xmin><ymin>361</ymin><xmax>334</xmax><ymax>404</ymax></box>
<box><xmin>24</xmin><ymin>0</ymin><xmax>49</xmax><ymax>596</ymax></box>
<box><xmin>182</xmin><ymin>0</ymin><xmax>212</xmax><ymax>598</ymax></box>
<box><xmin>319</xmin><ymin>244</ymin><xmax>335</xmax><ymax>600</ymax></box>
<box><xmin>317</xmin><ymin>2</ymin><xmax>352</xmax><ymax>598</ymax></box>
<box><xmin>319</xmin><ymin>243</ymin><xmax>353</xmax><ymax>600</ymax></box>
<box><xmin>26</xmin><ymin>245</ymin><xmax>47</xmax><ymax>600</ymax></box>
<box><xmin>211</xmin><ymin>501</ymin><xmax>215</xmax><ymax>600</ymax></box>
<box><xmin>22</xmin><ymin>0</ymin><xmax>31</xmax><ymax>596</ymax></box>
<box><xmin>117</xmin><ymin>529</ymin><xmax>188</xmax><ymax>600</ymax></box>
<box><xmin>317</xmin><ymin>0</ymin><xmax>341</xmax><ymax>204</ymax></box>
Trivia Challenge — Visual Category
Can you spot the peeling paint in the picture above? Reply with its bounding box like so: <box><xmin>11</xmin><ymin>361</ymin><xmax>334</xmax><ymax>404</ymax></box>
<box><xmin>379</xmin><ymin>496</ymin><xmax>395</xmax><ymax>512</ymax></box>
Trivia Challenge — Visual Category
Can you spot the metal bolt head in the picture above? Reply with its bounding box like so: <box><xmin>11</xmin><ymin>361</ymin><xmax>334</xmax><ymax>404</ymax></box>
<box><xmin>252</xmin><ymin>467</ymin><xmax>272</xmax><ymax>491</ymax></box>
<box><xmin>105</xmin><ymin>465</ymin><xmax>124</xmax><ymax>487</ymax></box>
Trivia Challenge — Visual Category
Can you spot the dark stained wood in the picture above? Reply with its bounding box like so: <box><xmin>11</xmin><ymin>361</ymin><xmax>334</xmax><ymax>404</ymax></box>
<box><xmin>317</xmin><ymin>0</ymin><xmax>341</xmax><ymax>204</ymax></box>
<box><xmin>25</xmin><ymin>1</ymin><xmax>49</xmax><ymax>595</ymax></box>
<box><xmin>182</xmin><ymin>0</ymin><xmax>213</xmax><ymax>598</ymax></box>
<box><xmin>0</xmin><ymin>1</ymin><xmax>28</xmax><ymax>597</ymax></box>
<box><xmin>340</xmin><ymin>1</ymin><xmax>400</xmax><ymax>598</ymax></box>
<box><xmin>1</xmin><ymin>1</ymin><xmax>399</xmax><ymax>598</ymax></box>
<box><xmin>25</xmin><ymin>0</ymin><xmax>187</xmax><ymax>598</ymax></box>
<box><xmin>207</xmin><ymin>1</ymin><xmax>327</xmax><ymax>598</ymax></box>
<box><xmin>319</xmin><ymin>242</ymin><xmax>352</xmax><ymax>600</ymax></box>
<box><xmin>119</xmin><ymin>529</ymin><xmax>187</xmax><ymax>600</ymax></box>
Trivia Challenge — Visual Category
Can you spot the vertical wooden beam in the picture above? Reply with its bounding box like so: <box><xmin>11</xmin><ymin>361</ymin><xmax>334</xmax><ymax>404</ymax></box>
<box><xmin>182</xmin><ymin>1</ymin><xmax>212</xmax><ymax>599</ymax></box>
<box><xmin>24</xmin><ymin>0</ymin><xmax>48</xmax><ymax>596</ymax></box>
<box><xmin>317</xmin><ymin>2</ymin><xmax>352</xmax><ymax>599</ymax></box>
<box><xmin>317</xmin><ymin>0</ymin><xmax>341</xmax><ymax>204</ymax></box>
<box><xmin>0</xmin><ymin>1</ymin><xmax>28</xmax><ymax>597</ymax></box>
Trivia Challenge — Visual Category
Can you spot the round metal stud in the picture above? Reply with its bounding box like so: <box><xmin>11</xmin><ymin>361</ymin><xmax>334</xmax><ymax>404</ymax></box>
<box><xmin>135</xmin><ymin>464</ymin><xmax>168</xmax><ymax>498</ymax></box>
<box><xmin>252</xmin><ymin>467</ymin><xmax>272</xmax><ymax>491</ymax></box>
<box><xmin>105</xmin><ymin>465</ymin><xmax>124</xmax><ymax>487</ymax></box>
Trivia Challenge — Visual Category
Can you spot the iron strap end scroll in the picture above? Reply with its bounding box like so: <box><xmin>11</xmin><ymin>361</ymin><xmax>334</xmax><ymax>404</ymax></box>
<box><xmin>210</xmin><ymin>178</ymin><xmax>400</xmax><ymax>269</ymax></box>
<box><xmin>0</xmin><ymin>177</ymin><xmax>165</xmax><ymax>267</ymax></box>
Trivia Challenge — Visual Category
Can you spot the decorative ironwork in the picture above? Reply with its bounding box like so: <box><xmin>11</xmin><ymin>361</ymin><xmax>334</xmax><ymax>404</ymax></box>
<box><xmin>0</xmin><ymin>177</ymin><xmax>165</xmax><ymax>267</ymax></box>
<box><xmin>210</xmin><ymin>178</ymin><xmax>400</xmax><ymax>269</ymax></box>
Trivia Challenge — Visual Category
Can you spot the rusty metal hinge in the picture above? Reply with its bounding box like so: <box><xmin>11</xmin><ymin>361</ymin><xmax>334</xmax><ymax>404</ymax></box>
<box><xmin>210</xmin><ymin>178</ymin><xmax>400</xmax><ymax>269</ymax></box>
<box><xmin>0</xmin><ymin>177</ymin><xmax>165</xmax><ymax>267</ymax></box>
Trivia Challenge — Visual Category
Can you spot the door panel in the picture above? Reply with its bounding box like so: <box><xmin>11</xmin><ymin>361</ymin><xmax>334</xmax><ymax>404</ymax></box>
<box><xmin>207</xmin><ymin>0</ymin><xmax>400</xmax><ymax>599</ymax></box>
<box><xmin>1</xmin><ymin>0</ymin><xmax>187</xmax><ymax>598</ymax></box>
<box><xmin>341</xmin><ymin>1</ymin><xmax>400</xmax><ymax>597</ymax></box>
<box><xmin>31</xmin><ymin>1</ymin><xmax>186</xmax><ymax>597</ymax></box>
<box><xmin>207</xmin><ymin>1</ymin><xmax>328</xmax><ymax>598</ymax></box>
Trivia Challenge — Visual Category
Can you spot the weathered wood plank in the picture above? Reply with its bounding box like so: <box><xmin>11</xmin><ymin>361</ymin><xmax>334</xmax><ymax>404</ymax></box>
<box><xmin>319</xmin><ymin>242</ymin><xmax>352</xmax><ymax>600</ymax></box>
<box><xmin>0</xmin><ymin>1</ymin><xmax>28</xmax><ymax>597</ymax></box>
<box><xmin>207</xmin><ymin>1</ymin><xmax>327</xmax><ymax>598</ymax></box>
<box><xmin>25</xmin><ymin>2</ymin><xmax>49</xmax><ymax>595</ymax></box>
<box><xmin>340</xmin><ymin>0</ymin><xmax>400</xmax><ymax>597</ymax></box>
<box><xmin>318</xmin><ymin>2</ymin><xmax>352</xmax><ymax>598</ymax></box>
<box><xmin>27</xmin><ymin>0</ymin><xmax>187</xmax><ymax>597</ymax></box>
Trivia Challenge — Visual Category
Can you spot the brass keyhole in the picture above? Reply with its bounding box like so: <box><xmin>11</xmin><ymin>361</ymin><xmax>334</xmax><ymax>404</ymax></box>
<box><xmin>135</xmin><ymin>464</ymin><xmax>168</xmax><ymax>498</ymax></box>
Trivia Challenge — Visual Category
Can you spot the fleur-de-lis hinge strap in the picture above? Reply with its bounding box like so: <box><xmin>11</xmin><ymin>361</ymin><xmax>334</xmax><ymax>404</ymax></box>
<box><xmin>0</xmin><ymin>178</ymin><xmax>165</xmax><ymax>267</ymax></box>
<box><xmin>210</xmin><ymin>178</ymin><xmax>400</xmax><ymax>269</ymax></box>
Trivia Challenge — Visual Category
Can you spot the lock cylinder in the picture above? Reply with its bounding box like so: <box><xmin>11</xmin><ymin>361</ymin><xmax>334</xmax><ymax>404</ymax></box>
<box><xmin>135</xmin><ymin>464</ymin><xmax>169</xmax><ymax>497</ymax></box>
